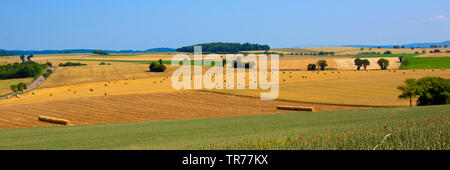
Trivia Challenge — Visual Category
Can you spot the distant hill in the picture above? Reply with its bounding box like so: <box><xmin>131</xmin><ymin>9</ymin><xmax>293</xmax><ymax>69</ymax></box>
<box><xmin>177</xmin><ymin>42</ymin><xmax>270</xmax><ymax>54</ymax></box>
<box><xmin>343</xmin><ymin>41</ymin><xmax>450</xmax><ymax>49</ymax></box>
<box><xmin>0</xmin><ymin>50</ymin><xmax>14</xmax><ymax>56</ymax></box>
<box><xmin>0</xmin><ymin>48</ymin><xmax>176</xmax><ymax>56</ymax></box>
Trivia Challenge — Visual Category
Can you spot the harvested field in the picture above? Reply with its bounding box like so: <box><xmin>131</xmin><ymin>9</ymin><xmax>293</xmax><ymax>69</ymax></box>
<box><xmin>335</xmin><ymin>57</ymin><xmax>401</xmax><ymax>70</ymax></box>
<box><xmin>38</xmin><ymin>64</ymin><xmax>177</xmax><ymax>88</ymax></box>
<box><xmin>0</xmin><ymin>91</ymin><xmax>366</xmax><ymax>129</ymax></box>
<box><xmin>211</xmin><ymin>69</ymin><xmax>450</xmax><ymax>106</ymax></box>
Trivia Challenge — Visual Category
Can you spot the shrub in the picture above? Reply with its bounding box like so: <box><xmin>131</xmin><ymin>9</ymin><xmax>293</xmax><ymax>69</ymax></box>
<box><xmin>99</xmin><ymin>62</ymin><xmax>106</xmax><ymax>65</ymax></box>
<box><xmin>384</xmin><ymin>51</ymin><xmax>392</xmax><ymax>54</ymax></box>
<box><xmin>377</xmin><ymin>58</ymin><xmax>389</xmax><ymax>70</ymax></box>
<box><xmin>58</xmin><ymin>62</ymin><xmax>87</xmax><ymax>67</ymax></box>
<box><xmin>46</xmin><ymin>61</ymin><xmax>53</xmax><ymax>67</ymax></box>
<box><xmin>307</xmin><ymin>64</ymin><xmax>316</xmax><ymax>71</ymax></box>
<box><xmin>232</xmin><ymin>60</ymin><xmax>254</xmax><ymax>69</ymax></box>
<box><xmin>149</xmin><ymin>62</ymin><xmax>167</xmax><ymax>72</ymax></box>
<box><xmin>10</xmin><ymin>82</ymin><xmax>27</xmax><ymax>92</ymax></box>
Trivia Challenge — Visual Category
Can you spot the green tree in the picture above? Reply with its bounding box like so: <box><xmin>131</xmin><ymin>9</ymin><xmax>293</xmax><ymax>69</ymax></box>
<box><xmin>377</xmin><ymin>58</ymin><xmax>389</xmax><ymax>70</ymax></box>
<box><xmin>317</xmin><ymin>60</ymin><xmax>328</xmax><ymax>70</ymax></box>
<box><xmin>415</xmin><ymin>77</ymin><xmax>450</xmax><ymax>106</ymax></box>
<box><xmin>27</xmin><ymin>54</ymin><xmax>34</xmax><ymax>61</ymax></box>
<box><xmin>361</xmin><ymin>59</ymin><xmax>370</xmax><ymax>70</ymax></box>
<box><xmin>307</xmin><ymin>64</ymin><xmax>316</xmax><ymax>71</ymax></box>
<box><xmin>20</xmin><ymin>55</ymin><xmax>25</xmax><ymax>63</ymax></box>
<box><xmin>354</xmin><ymin>58</ymin><xmax>363</xmax><ymax>70</ymax></box>
<box><xmin>397</xmin><ymin>79</ymin><xmax>418</xmax><ymax>107</ymax></box>
<box><xmin>149</xmin><ymin>62</ymin><xmax>167</xmax><ymax>72</ymax></box>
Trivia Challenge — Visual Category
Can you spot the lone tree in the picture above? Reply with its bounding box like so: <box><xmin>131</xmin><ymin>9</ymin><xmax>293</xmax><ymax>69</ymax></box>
<box><xmin>20</xmin><ymin>55</ymin><xmax>25</xmax><ymax>63</ymax></box>
<box><xmin>354</xmin><ymin>58</ymin><xmax>363</xmax><ymax>70</ymax></box>
<box><xmin>377</xmin><ymin>58</ymin><xmax>389</xmax><ymax>70</ymax></box>
<box><xmin>397</xmin><ymin>79</ymin><xmax>418</xmax><ymax>107</ymax></box>
<box><xmin>361</xmin><ymin>59</ymin><xmax>370</xmax><ymax>70</ymax></box>
<box><xmin>317</xmin><ymin>60</ymin><xmax>328</xmax><ymax>70</ymax></box>
<box><xmin>402</xmin><ymin>59</ymin><xmax>410</xmax><ymax>69</ymax></box>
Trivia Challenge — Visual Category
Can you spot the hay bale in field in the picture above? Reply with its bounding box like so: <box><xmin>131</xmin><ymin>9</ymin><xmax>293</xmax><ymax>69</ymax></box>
<box><xmin>32</xmin><ymin>92</ymin><xmax>35</xmax><ymax>95</ymax></box>
<box><xmin>6</xmin><ymin>95</ymin><xmax>11</xmax><ymax>99</ymax></box>
<box><xmin>49</xmin><ymin>93</ymin><xmax>52</xmax><ymax>96</ymax></box>
<box><xmin>104</xmin><ymin>92</ymin><xmax>108</xmax><ymax>96</ymax></box>
<box><xmin>38</xmin><ymin>116</ymin><xmax>71</xmax><ymax>125</ymax></box>
<box><xmin>90</xmin><ymin>88</ymin><xmax>94</xmax><ymax>92</ymax></box>
<box><xmin>277</xmin><ymin>105</ymin><xmax>315</xmax><ymax>112</ymax></box>
<box><xmin>105</xmin><ymin>83</ymin><xmax>108</xmax><ymax>86</ymax></box>
<box><xmin>15</xmin><ymin>94</ymin><xmax>20</xmax><ymax>98</ymax></box>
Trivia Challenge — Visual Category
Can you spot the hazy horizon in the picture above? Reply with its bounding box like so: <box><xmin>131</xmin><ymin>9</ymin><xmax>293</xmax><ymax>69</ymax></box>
<box><xmin>1</xmin><ymin>0</ymin><xmax>449</xmax><ymax>50</ymax></box>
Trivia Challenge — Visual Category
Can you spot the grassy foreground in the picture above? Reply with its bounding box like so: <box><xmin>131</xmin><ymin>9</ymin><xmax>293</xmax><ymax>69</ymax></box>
<box><xmin>0</xmin><ymin>105</ymin><xmax>448</xmax><ymax>150</ymax></box>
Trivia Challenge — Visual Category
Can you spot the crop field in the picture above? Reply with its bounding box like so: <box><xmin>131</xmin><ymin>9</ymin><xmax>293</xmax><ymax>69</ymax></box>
<box><xmin>211</xmin><ymin>69</ymin><xmax>450</xmax><ymax>106</ymax></box>
<box><xmin>398</xmin><ymin>57</ymin><xmax>450</xmax><ymax>69</ymax></box>
<box><xmin>38</xmin><ymin>64</ymin><xmax>178</xmax><ymax>88</ymax></box>
<box><xmin>0</xmin><ymin>104</ymin><xmax>447</xmax><ymax>150</ymax></box>
<box><xmin>0</xmin><ymin>91</ymin><xmax>367</xmax><ymax>129</ymax></box>
<box><xmin>0</xmin><ymin>50</ymin><xmax>448</xmax><ymax>151</ymax></box>
<box><xmin>275</xmin><ymin>47</ymin><xmax>449</xmax><ymax>56</ymax></box>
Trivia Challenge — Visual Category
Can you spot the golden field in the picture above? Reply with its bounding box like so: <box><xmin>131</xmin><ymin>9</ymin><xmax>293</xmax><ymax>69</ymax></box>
<box><xmin>280</xmin><ymin>47</ymin><xmax>450</xmax><ymax>55</ymax></box>
<box><xmin>1</xmin><ymin>52</ymin><xmax>449</xmax><ymax>129</ymax></box>
<box><xmin>210</xmin><ymin>69</ymin><xmax>450</xmax><ymax>107</ymax></box>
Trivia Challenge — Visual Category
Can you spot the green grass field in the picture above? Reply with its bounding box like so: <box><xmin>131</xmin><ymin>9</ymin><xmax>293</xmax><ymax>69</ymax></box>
<box><xmin>399</xmin><ymin>57</ymin><xmax>450</xmax><ymax>69</ymax></box>
<box><xmin>354</xmin><ymin>53</ymin><xmax>450</xmax><ymax>69</ymax></box>
<box><xmin>0</xmin><ymin>105</ymin><xmax>448</xmax><ymax>150</ymax></box>
<box><xmin>0</xmin><ymin>78</ymin><xmax>34</xmax><ymax>96</ymax></box>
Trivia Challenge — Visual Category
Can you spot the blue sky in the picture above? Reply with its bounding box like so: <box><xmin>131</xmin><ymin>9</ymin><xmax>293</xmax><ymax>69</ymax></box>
<box><xmin>0</xmin><ymin>0</ymin><xmax>449</xmax><ymax>50</ymax></box>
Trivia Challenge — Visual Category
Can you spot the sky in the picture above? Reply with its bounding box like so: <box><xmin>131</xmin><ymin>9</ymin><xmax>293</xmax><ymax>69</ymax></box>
<box><xmin>0</xmin><ymin>0</ymin><xmax>449</xmax><ymax>50</ymax></box>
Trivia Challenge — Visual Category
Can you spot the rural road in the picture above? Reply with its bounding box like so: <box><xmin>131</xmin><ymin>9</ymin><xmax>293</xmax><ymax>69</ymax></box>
<box><xmin>1</xmin><ymin>67</ymin><xmax>55</xmax><ymax>99</ymax></box>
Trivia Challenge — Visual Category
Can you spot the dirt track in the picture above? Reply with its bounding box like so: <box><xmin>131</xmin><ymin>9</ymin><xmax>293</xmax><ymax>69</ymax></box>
<box><xmin>0</xmin><ymin>91</ymin><xmax>368</xmax><ymax>129</ymax></box>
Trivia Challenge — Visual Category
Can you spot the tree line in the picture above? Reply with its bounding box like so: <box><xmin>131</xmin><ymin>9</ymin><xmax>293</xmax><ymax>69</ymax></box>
<box><xmin>176</xmin><ymin>42</ymin><xmax>270</xmax><ymax>54</ymax></box>
<box><xmin>0</xmin><ymin>61</ymin><xmax>47</xmax><ymax>79</ymax></box>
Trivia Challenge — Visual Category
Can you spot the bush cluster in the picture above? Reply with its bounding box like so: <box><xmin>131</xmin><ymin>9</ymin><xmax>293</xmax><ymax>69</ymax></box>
<box><xmin>58</xmin><ymin>62</ymin><xmax>87</xmax><ymax>67</ymax></box>
<box><xmin>10</xmin><ymin>82</ymin><xmax>27</xmax><ymax>92</ymax></box>
<box><xmin>0</xmin><ymin>61</ymin><xmax>46</xmax><ymax>79</ymax></box>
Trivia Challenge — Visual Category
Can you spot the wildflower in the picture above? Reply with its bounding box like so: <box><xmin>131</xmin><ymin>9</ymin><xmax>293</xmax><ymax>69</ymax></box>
<box><xmin>335</xmin><ymin>136</ymin><xmax>339</xmax><ymax>140</ymax></box>
<box><xmin>383</xmin><ymin>126</ymin><xmax>387</xmax><ymax>129</ymax></box>
<box><xmin>299</xmin><ymin>136</ymin><xmax>304</xmax><ymax>140</ymax></box>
